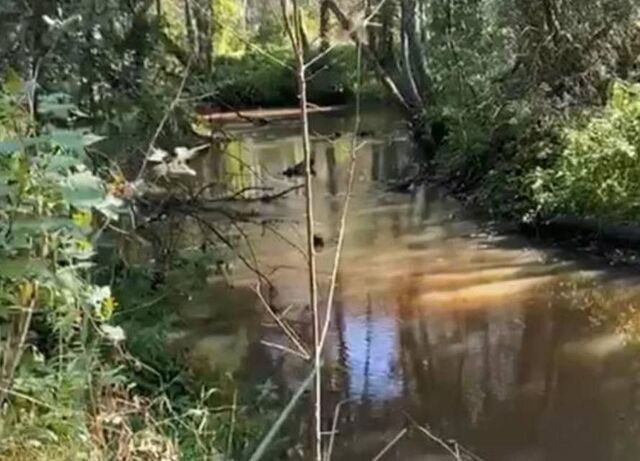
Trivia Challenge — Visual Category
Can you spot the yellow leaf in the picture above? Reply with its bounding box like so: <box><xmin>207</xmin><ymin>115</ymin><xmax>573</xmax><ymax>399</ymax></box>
<box><xmin>4</xmin><ymin>68</ymin><xmax>24</xmax><ymax>95</ymax></box>
<box><xmin>72</xmin><ymin>210</ymin><xmax>93</xmax><ymax>229</ymax></box>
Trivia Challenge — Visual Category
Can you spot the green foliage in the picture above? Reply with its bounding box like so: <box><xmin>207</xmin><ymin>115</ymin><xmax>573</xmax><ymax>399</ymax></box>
<box><xmin>0</xmin><ymin>85</ymin><xmax>131</xmax><ymax>459</ymax></box>
<box><xmin>208</xmin><ymin>48</ymin><xmax>297</xmax><ymax>109</ymax></box>
<box><xmin>530</xmin><ymin>81</ymin><xmax>640</xmax><ymax>221</ymax></box>
<box><xmin>214</xmin><ymin>0</ymin><xmax>245</xmax><ymax>54</ymax></box>
<box><xmin>206</xmin><ymin>45</ymin><xmax>369</xmax><ymax>109</ymax></box>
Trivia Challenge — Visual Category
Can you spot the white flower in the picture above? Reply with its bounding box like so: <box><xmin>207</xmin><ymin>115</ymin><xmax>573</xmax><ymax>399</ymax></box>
<box><xmin>101</xmin><ymin>324</ymin><xmax>126</xmax><ymax>344</ymax></box>
<box><xmin>89</xmin><ymin>285</ymin><xmax>111</xmax><ymax>308</ymax></box>
<box><xmin>147</xmin><ymin>146</ymin><xmax>169</xmax><ymax>163</ymax></box>
<box><xmin>173</xmin><ymin>144</ymin><xmax>208</xmax><ymax>162</ymax></box>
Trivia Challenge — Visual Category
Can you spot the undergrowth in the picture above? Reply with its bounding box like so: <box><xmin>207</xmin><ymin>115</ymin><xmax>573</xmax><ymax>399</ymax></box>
<box><xmin>0</xmin><ymin>70</ymin><xmax>292</xmax><ymax>461</ymax></box>
<box><xmin>530</xmin><ymin>81</ymin><xmax>640</xmax><ymax>223</ymax></box>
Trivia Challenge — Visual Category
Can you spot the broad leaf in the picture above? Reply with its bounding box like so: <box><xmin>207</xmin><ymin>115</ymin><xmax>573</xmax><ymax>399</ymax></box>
<box><xmin>50</xmin><ymin>129</ymin><xmax>105</xmax><ymax>152</ymax></box>
<box><xmin>61</xmin><ymin>170</ymin><xmax>105</xmax><ymax>208</ymax></box>
<box><xmin>0</xmin><ymin>257</ymin><xmax>50</xmax><ymax>279</ymax></box>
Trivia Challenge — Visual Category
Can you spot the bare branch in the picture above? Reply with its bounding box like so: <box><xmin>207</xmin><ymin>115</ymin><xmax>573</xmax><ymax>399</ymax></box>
<box><xmin>254</xmin><ymin>284</ymin><xmax>311</xmax><ymax>360</ymax></box>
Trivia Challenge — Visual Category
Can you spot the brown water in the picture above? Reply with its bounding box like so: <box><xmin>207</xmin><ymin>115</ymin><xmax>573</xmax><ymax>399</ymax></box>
<box><xmin>182</xmin><ymin>112</ymin><xmax>640</xmax><ymax>461</ymax></box>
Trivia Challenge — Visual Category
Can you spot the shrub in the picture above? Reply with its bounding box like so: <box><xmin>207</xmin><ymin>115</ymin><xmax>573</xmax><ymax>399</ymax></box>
<box><xmin>204</xmin><ymin>45</ymin><xmax>371</xmax><ymax>109</ymax></box>
<box><xmin>530</xmin><ymin>81</ymin><xmax>640</xmax><ymax>222</ymax></box>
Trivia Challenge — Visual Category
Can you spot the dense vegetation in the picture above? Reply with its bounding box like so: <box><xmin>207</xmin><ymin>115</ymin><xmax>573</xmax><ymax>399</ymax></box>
<box><xmin>2</xmin><ymin>0</ymin><xmax>640</xmax><ymax>459</ymax></box>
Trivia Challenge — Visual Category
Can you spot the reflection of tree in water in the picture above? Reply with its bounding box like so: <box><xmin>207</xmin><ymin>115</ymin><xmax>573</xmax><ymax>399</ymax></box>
<box><xmin>324</xmin><ymin>144</ymin><xmax>338</xmax><ymax>197</ymax></box>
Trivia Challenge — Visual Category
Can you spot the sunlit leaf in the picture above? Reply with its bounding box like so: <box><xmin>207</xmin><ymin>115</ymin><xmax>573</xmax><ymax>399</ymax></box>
<box><xmin>3</xmin><ymin>68</ymin><xmax>23</xmax><ymax>95</ymax></box>
<box><xmin>50</xmin><ymin>129</ymin><xmax>105</xmax><ymax>152</ymax></box>
<box><xmin>62</xmin><ymin>170</ymin><xmax>105</xmax><ymax>208</ymax></box>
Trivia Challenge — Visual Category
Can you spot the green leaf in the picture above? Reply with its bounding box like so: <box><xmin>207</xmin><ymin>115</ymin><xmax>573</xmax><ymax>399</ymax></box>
<box><xmin>0</xmin><ymin>136</ymin><xmax>50</xmax><ymax>154</ymax></box>
<box><xmin>3</xmin><ymin>68</ymin><xmax>24</xmax><ymax>95</ymax></box>
<box><xmin>39</xmin><ymin>102</ymin><xmax>77</xmax><ymax>120</ymax></box>
<box><xmin>95</xmin><ymin>194</ymin><xmax>124</xmax><ymax>220</ymax></box>
<box><xmin>50</xmin><ymin>129</ymin><xmax>105</xmax><ymax>152</ymax></box>
<box><xmin>11</xmin><ymin>217</ymin><xmax>80</xmax><ymax>235</ymax></box>
<box><xmin>0</xmin><ymin>140</ymin><xmax>20</xmax><ymax>154</ymax></box>
<box><xmin>45</xmin><ymin>152</ymin><xmax>84</xmax><ymax>172</ymax></box>
<box><xmin>61</xmin><ymin>170</ymin><xmax>105</xmax><ymax>208</ymax></box>
<box><xmin>0</xmin><ymin>257</ymin><xmax>50</xmax><ymax>279</ymax></box>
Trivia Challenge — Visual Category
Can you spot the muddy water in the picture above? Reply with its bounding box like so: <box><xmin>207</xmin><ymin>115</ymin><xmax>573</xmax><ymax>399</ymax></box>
<box><xmin>189</xmin><ymin>112</ymin><xmax>640</xmax><ymax>461</ymax></box>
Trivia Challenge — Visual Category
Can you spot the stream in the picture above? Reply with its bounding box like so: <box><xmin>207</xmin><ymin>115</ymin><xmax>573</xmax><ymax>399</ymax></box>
<box><xmin>173</xmin><ymin>110</ymin><xmax>640</xmax><ymax>460</ymax></box>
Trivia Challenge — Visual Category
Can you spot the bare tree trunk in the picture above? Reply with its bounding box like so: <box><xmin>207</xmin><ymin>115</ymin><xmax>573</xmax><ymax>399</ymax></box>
<box><xmin>297</xmin><ymin>7</ymin><xmax>310</xmax><ymax>55</ymax></box>
<box><xmin>401</xmin><ymin>0</ymin><xmax>430</xmax><ymax>98</ymax></box>
<box><xmin>365</xmin><ymin>0</ymin><xmax>377</xmax><ymax>51</ymax></box>
<box><xmin>380</xmin><ymin>0</ymin><xmax>397</xmax><ymax>66</ymax></box>
<box><xmin>320</xmin><ymin>0</ymin><xmax>330</xmax><ymax>51</ymax></box>
<box><xmin>399</xmin><ymin>0</ymin><xmax>425</xmax><ymax>111</ymax></box>
<box><xmin>194</xmin><ymin>0</ymin><xmax>212</xmax><ymax>71</ymax></box>
<box><xmin>184</xmin><ymin>0</ymin><xmax>196</xmax><ymax>54</ymax></box>
<box><xmin>325</xmin><ymin>0</ymin><xmax>413</xmax><ymax>117</ymax></box>
<box><xmin>325</xmin><ymin>0</ymin><xmax>436</xmax><ymax>157</ymax></box>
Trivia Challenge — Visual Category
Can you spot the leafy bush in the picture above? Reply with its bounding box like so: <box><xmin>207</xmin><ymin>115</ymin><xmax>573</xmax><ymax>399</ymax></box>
<box><xmin>530</xmin><ymin>81</ymin><xmax>640</xmax><ymax>222</ymax></box>
<box><xmin>0</xmin><ymin>81</ymin><xmax>131</xmax><ymax>459</ymax></box>
<box><xmin>204</xmin><ymin>45</ymin><xmax>369</xmax><ymax>109</ymax></box>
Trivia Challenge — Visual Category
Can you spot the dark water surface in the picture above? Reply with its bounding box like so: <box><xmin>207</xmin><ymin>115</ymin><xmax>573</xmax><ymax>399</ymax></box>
<box><xmin>181</xmin><ymin>111</ymin><xmax>640</xmax><ymax>461</ymax></box>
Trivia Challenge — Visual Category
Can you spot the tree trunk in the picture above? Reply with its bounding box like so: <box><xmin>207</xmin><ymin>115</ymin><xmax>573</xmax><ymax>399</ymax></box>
<box><xmin>320</xmin><ymin>0</ymin><xmax>330</xmax><ymax>51</ymax></box>
<box><xmin>365</xmin><ymin>0</ymin><xmax>377</xmax><ymax>52</ymax></box>
<box><xmin>325</xmin><ymin>1</ymin><xmax>411</xmax><ymax>115</ymax></box>
<box><xmin>399</xmin><ymin>0</ymin><xmax>426</xmax><ymax>111</ymax></box>
<box><xmin>379</xmin><ymin>0</ymin><xmax>397</xmax><ymax>66</ymax></box>
<box><xmin>401</xmin><ymin>0</ymin><xmax>430</xmax><ymax>98</ymax></box>
<box><xmin>194</xmin><ymin>0</ymin><xmax>212</xmax><ymax>72</ymax></box>
<box><xmin>325</xmin><ymin>0</ymin><xmax>436</xmax><ymax>157</ymax></box>
<box><xmin>297</xmin><ymin>8</ymin><xmax>310</xmax><ymax>55</ymax></box>
<box><xmin>184</xmin><ymin>0</ymin><xmax>196</xmax><ymax>54</ymax></box>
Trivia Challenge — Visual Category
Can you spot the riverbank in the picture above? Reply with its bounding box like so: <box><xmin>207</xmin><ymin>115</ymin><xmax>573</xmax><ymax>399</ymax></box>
<box><xmin>424</xmin><ymin>81</ymin><xmax>640</xmax><ymax>263</ymax></box>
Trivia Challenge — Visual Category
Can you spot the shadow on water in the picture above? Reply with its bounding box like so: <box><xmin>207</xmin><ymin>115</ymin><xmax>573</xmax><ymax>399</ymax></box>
<box><xmin>179</xmin><ymin>111</ymin><xmax>640</xmax><ymax>461</ymax></box>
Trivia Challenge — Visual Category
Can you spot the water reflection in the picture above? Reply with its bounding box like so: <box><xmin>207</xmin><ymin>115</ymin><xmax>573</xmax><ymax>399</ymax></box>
<box><xmin>187</xmin><ymin>112</ymin><xmax>640</xmax><ymax>461</ymax></box>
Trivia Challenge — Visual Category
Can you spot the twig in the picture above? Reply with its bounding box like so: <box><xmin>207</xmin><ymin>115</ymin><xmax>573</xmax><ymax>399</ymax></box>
<box><xmin>0</xmin><ymin>297</ymin><xmax>36</xmax><ymax>406</ymax></box>
<box><xmin>225</xmin><ymin>389</ymin><xmax>237</xmax><ymax>459</ymax></box>
<box><xmin>0</xmin><ymin>386</ymin><xmax>58</xmax><ymax>411</ymax></box>
<box><xmin>248</xmin><ymin>367</ymin><xmax>317</xmax><ymax>461</ymax></box>
<box><xmin>405</xmin><ymin>412</ymin><xmax>473</xmax><ymax>461</ymax></box>
<box><xmin>256</xmin><ymin>184</ymin><xmax>304</xmax><ymax>203</ymax></box>
<box><xmin>261</xmin><ymin>221</ymin><xmax>307</xmax><ymax>258</ymax></box>
<box><xmin>210</xmin><ymin>15</ymin><xmax>294</xmax><ymax>71</ymax></box>
<box><xmin>305</xmin><ymin>0</ymin><xmax>388</xmax><ymax>70</ymax></box>
<box><xmin>136</xmin><ymin>57</ymin><xmax>193</xmax><ymax>181</ymax></box>
<box><xmin>371</xmin><ymin>428</ymin><xmax>408</xmax><ymax>461</ymax></box>
<box><xmin>324</xmin><ymin>398</ymin><xmax>356</xmax><ymax>461</ymax></box>
<box><xmin>254</xmin><ymin>284</ymin><xmax>310</xmax><ymax>360</ymax></box>
<box><xmin>282</xmin><ymin>0</ymin><xmax>322</xmax><ymax>458</ymax></box>
<box><xmin>261</xmin><ymin>340</ymin><xmax>309</xmax><ymax>360</ymax></box>
<box><xmin>183</xmin><ymin>210</ymin><xmax>274</xmax><ymax>289</ymax></box>
<box><xmin>319</xmin><ymin>37</ymin><xmax>364</xmax><ymax>352</ymax></box>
